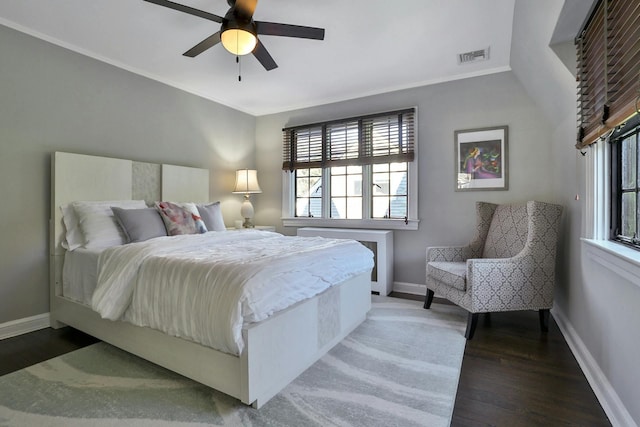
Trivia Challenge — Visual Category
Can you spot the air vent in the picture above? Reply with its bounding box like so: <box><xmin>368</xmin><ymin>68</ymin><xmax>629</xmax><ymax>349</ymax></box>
<box><xmin>458</xmin><ymin>47</ymin><xmax>490</xmax><ymax>64</ymax></box>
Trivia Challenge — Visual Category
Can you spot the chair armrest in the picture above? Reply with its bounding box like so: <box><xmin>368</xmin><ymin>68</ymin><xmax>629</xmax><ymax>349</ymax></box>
<box><xmin>427</xmin><ymin>245</ymin><xmax>475</xmax><ymax>262</ymax></box>
<box><xmin>467</xmin><ymin>256</ymin><xmax>533</xmax><ymax>279</ymax></box>
<box><xmin>466</xmin><ymin>256</ymin><xmax>553</xmax><ymax>312</ymax></box>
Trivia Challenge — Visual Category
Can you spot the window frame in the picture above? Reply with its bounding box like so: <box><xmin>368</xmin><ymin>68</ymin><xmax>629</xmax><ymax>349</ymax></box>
<box><xmin>610</xmin><ymin>115</ymin><xmax>640</xmax><ymax>248</ymax></box>
<box><xmin>281</xmin><ymin>108</ymin><xmax>419</xmax><ymax>230</ymax></box>
<box><xmin>583</xmin><ymin>114</ymin><xmax>640</xmax><ymax>291</ymax></box>
<box><xmin>580</xmin><ymin>0</ymin><xmax>640</xmax><ymax>286</ymax></box>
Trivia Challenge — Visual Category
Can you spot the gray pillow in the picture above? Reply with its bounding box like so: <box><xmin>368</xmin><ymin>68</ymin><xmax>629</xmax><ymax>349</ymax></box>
<box><xmin>111</xmin><ymin>207</ymin><xmax>167</xmax><ymax>243</ymax></box>
<box><xmin>197</xmin><ymin>202</ymin><xmax>226</xmax><ymax>231</ymax></box>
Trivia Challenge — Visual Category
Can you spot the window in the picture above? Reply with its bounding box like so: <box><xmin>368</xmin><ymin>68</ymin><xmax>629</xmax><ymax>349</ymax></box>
<box><xmin>282</xmin><ymin>108</ymin><xmax>418</xmax><ymax>229</ymax></box>
<box><xmin>610</xmin><ymin>115</ymin><xmax>640</xmax><ymax>247</ymax></box>
<box><xmin>581</xmin><ymin>0</ymin><xmax>640</xmax><ymax>275</ymax></box>
<box><xmin>576</xmin><ymin>0</ymin><xmax>640</xmax><ymax>148</ymax></box>
<box><xmin>578</xmin><ymin>0</ymin><xmax>640</xmax><ymax>248</ymax></box>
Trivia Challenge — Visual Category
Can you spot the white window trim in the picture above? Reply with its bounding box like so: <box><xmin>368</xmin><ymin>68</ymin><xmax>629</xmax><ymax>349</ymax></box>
<box><xmin>281</xmin><ymin>159</ymin><xmax>419</xmax><ymax>231</ymax></box>
<box><xmin>583</xmin><ymin>137</ymin><xmax>640</xmax><ymax>289</ymax></box>
<box><xmin>584</xmin><ymin>137</ymin><xmax>609</xmax><ymax>241</ymax></box>
<box><xmin>281</xmin><ymin>107</ymin><xmax>420</xmax><ymax>231</ymax></box>
<box><xmin>282</xmin><ymin>216</ymin><xmax>419</xmax><ymax>231</ymax></box>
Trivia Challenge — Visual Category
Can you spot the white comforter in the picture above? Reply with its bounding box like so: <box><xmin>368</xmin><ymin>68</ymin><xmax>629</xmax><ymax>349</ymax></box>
<box><xmin>91</xmin><ymin>230</ymin><xmax>373</xmax><ymax>355</ymax></box>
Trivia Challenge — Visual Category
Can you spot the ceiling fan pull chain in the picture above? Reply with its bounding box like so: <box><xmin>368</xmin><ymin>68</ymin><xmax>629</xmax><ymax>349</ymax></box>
<box><xmin>236</xmin><ymin>35</ymin><xmax>242</xmax><ymax>82</ymax></box>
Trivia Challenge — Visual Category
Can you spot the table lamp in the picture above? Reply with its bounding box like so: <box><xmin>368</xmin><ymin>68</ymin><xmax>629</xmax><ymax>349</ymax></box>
<box><xmin>232</xmin><ymin>169</ymin><xmax>262</xmax><ymax>228</ymax></box>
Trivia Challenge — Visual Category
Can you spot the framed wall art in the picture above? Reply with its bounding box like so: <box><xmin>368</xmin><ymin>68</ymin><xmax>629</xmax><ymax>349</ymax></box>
<box><xmin>455</xmin><ymin>125</ymin><xmax>508</xmax><ymax>191</ymax></box>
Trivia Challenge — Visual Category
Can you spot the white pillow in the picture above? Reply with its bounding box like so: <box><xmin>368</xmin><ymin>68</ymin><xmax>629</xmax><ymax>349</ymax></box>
<box><xmin>60</xmin><ymin>204</ymin><xmax>84</xmax><ymax>251</ymax></box>
<box><xmin>71</xmin><ymin>200</ymin><xmax>147</xmax><ymax>249</ymax></box>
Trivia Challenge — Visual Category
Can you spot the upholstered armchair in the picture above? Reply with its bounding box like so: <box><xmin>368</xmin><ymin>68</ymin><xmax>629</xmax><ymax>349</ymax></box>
<box><xmin>424</xmin><ymin>201</ymin><xmax>563</xmax><ymax>339</ymax></box>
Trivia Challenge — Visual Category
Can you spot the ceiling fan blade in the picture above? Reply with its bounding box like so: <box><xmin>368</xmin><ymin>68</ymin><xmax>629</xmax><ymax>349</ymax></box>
<box><xmin>252</xmin><ymin>40</ymin><xmax>278</xmax><ymax>71</ymax></box>
<box><xmin>183</xmin><ymin>32</ymin><xmax>222</xmax><ymax>57</ymax></box>
<box><xmin>255</xmin><ymin>21</ymin><xmax>325</xmax><ymax>40</ymax></box>
<box><xmin>234</xmin><ymin>0</ymin><xmax>258</xmax><ymax>19</ymax></box>
<box><xmin>143</xmin><ymin>0</ymin><xmax>223</xmax><ymax>23</ymax></box>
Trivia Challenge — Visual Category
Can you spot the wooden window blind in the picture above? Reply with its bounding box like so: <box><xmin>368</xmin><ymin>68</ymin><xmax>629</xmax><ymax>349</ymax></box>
<box><xmin>576</xmin><ymin>0</ymin><xmax>640</xmax><ymax>148</ymax></box>
<box><xmin>282</xmin><ymin>108</ymin><xmax>415</xmax><ymax>171</ymax></box>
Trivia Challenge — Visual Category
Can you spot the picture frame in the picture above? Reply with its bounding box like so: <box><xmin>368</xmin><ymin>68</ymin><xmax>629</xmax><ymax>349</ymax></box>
<box><xmin>455</xmin><ymin>125</ymin><xmax>508</xmax><ymax>191</ymax></box>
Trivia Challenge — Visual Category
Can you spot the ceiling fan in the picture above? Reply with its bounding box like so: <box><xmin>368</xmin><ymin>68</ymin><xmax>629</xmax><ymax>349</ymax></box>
<box><xmin>143</xmin><ymin>0</ymin><xmax>325</xmax><ymax>71</ymax></box>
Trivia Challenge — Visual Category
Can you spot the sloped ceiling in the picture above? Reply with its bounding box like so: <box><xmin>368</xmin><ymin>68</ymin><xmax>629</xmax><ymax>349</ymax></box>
<box><xmin>0</xmin><ymin>0</ymin><xmax>515</xmax><ymax>116</ymax></box>
<box><xmin>509</xmin><ymin>0</ymin><xmax>593</xmax><ymax>128</ymax></box>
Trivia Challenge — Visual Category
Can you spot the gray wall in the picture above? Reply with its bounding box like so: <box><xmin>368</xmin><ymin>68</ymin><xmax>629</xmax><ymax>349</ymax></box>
<box><xmin>510</xmin><ymin>1</ymin><xmax>640</xmax><ymax>424</ymax></box>
<box><xmin>0</xmin><ymin>25</ymin><xmax>256</xmax><ymax>324</ymax></box>
<box><xmin>255</xmin><ymin>70</ymin><xmax>555</xmax><ymax>286</ymax></box>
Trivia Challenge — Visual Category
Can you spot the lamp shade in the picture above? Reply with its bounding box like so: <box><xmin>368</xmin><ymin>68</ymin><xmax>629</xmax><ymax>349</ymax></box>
<box><xmin>232</xmin><ymin>169</ymin><xmax>262</xmax><ymax>194</ymax></box>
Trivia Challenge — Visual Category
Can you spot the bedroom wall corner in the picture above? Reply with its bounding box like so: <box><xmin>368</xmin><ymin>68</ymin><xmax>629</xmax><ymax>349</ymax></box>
<box><xmin>0</xmin><ymin>23</ymin><xmax>257</xmax><ymax>325</ymax></box>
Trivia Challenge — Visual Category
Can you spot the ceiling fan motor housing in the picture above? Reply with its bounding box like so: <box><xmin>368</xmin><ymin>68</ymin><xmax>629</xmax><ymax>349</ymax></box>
<box><xmin>221</xmin><ymin>9</ymin><xmax>257</xmax><ymax>35</ymax></box>
<box><xmin>221</xmin><ymin>8</ymin><xmax>257</xmax><ymax>55</ymax></box>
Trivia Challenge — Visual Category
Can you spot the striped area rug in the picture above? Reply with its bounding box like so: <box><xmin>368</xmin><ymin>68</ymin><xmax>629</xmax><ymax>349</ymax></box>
<box><xmin>0</xmin><ymin>297</ymin><xmax>466</xmax><ymax>427</ymax></box>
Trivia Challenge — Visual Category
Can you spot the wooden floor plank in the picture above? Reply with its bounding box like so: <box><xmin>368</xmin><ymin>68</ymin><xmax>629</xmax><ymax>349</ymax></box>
<box><xmin>390</xmin><ymin>292</ymin><xmax>611</xmax><ymax>426</ymax></box>
<box><xmin>452</xmin><ymin>309</ymin><xmax>611</xmax><ymax>426</ymax></box>
<box><xmin>0</xmin><ymin>327</ymin><xmax>98</xmax><ymax>376</ymax></box>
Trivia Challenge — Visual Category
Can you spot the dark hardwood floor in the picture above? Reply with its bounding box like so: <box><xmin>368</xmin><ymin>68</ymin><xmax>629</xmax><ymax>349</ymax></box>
<box><xmin>0</xmin><ymin>327</ymin><xmax>98</xmax><ymax>377</ymax></box>
<box><xmin>391</xmin><ymin>292</ymin><xmax>611</xmax><ymax>427</ymax></box>
<box><xmin>0</xmin><ymin>294</ymin><xmax>611</xmax><ymax>426</ymax></box>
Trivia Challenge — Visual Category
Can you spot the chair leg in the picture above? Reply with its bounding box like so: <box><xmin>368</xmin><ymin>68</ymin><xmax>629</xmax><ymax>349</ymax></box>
<box><xmin>483</xmin><ymin>312</ymin><xmax>492</xmax><ymax>326</ymax></box>
<box><xmin>539</xmin><ymin>309</ymin><xmax>550</xmax><ymax>332</ymax></box>
<box><xmin>465</xmin><ymin>312</ymin><xmax>479</xmax><ymax>340</ymax></box>
<box><xmin>423</xmin><ymin>289</ymin><xmax>434</xmax><ymax>309</ymax></box>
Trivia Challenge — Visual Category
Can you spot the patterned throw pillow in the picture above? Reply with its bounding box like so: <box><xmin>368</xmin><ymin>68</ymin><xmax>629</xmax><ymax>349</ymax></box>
<box><xmin>178</xmin><ymin>202</ymin><xmax>208</xmax><ymax>234</ymax></box>
<box><xmin>155</xmin><ymin>201</ymin><xmax>206</xmax><ymax>236</ymax></box>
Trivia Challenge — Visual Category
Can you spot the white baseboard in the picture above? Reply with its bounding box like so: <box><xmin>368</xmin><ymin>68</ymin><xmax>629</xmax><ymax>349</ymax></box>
<box><xmin>392</xmin><ymin>282</ymin><xmax>426</xmax><ymax>296</ymax></box>
<box><xmin>552</xmin><ymin>307</ymin><xmax>637</xmax><ymax>427</ymax></box>
<box><xmin>0</xmin><ymin>313</ymin><xmax>51</xmax><ymax>341</ymax></box>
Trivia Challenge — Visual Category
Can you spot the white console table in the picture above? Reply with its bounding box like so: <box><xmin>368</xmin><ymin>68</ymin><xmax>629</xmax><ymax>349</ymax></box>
<box><xmin>296</xmin><ymin>227</ymin><xmax>393</xmax><ymax>295</ymax></box>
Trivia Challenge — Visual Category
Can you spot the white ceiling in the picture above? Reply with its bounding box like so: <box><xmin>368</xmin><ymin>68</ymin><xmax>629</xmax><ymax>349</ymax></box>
<box><xmin>0</xmin><ymin>0</ymin><xmax>515</xmax><ymax>116</ymax></box>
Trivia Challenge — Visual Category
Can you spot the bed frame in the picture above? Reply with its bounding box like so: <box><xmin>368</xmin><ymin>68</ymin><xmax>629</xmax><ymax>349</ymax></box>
<box><xmin>49</xmin><ymin>151</ymin><xmax>371</xmax><ymax>408</ymax></box>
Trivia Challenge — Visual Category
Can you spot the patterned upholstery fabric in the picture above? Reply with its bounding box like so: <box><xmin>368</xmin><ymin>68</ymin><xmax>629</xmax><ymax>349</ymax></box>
<box><xmin>427</xmin><ymin>262</ymin><xmax>467</xmax><ymax>291</ymax></box>
<box><xmin>426</xmin><ymin>201</ymin><xmax>563</xmax><ymax>314</ymax></box>
<box><xmin>482</xmin><ymin>204</ymin><xmax>528</xmax><ymax>258</ymax></box>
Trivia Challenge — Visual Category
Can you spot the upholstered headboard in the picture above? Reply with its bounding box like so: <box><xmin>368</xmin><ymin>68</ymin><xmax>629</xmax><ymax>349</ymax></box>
<box><xmin>50</xmin><ymin>151</ymin><xmax>210</xmax><ymax>256</ymax></box>
<box><xmin>162</xmin><ymin>164</ymin><xmax>210</xmax><ymax>203</ymax></box>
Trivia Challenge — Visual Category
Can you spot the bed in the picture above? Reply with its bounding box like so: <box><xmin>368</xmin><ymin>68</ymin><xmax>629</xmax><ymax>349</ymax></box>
<box><xmin>49</xmin><ymin>151</ymin><xmax>373</xmax><ymax>408</ymax></box>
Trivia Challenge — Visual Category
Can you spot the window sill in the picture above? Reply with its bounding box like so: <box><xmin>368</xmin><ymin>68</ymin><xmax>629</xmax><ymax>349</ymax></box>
<box><xmin>282</xmin><ymin>217</ymin><xmax>419</xmax><ymax>231</ymax></box>
<box><xmin>581</xmin><ymin>238</ymin><xmax>640</xmax><ymax>289</ymax></box>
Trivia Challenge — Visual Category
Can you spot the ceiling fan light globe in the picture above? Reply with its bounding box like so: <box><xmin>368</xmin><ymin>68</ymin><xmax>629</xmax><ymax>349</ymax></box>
<box><xmin>221</xmin><ymin>29</ymin><xmax>257</xmax><ymax>55</ymax></box>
